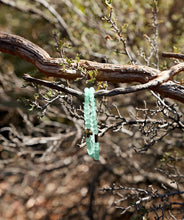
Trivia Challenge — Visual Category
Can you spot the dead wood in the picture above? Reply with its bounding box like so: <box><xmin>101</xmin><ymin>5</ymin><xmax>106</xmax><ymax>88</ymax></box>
<box><xmin>0</xmin><ymin>31</ymin><xmax>184</xmax><ymax>103</ymax></box>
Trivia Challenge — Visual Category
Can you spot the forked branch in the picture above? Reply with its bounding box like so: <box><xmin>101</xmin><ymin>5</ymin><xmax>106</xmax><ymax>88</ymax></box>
<box><xmin>0</xmin><ymin>31</ymin><xmax>184</xmax><ymax>103</ymax></box>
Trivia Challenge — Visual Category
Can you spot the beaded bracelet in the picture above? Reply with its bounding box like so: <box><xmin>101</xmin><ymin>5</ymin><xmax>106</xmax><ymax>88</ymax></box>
<box><xmin>84</xmin><ymin>87</ymin><xmax>99</xmax><ymax>160</ymax></box>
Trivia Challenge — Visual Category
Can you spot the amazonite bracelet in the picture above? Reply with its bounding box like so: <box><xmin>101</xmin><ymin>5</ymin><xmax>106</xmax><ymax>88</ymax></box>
<box><xmin>84</xmin><ymin>87</ymin><xmax>99</xmax><ymax>160</ymax></box>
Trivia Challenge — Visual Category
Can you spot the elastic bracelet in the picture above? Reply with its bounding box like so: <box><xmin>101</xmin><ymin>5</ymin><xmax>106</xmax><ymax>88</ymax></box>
<box><xmin>84</xmin><ymin>87</ymin><xmax>99</xmax><ymax>160</ymax></box>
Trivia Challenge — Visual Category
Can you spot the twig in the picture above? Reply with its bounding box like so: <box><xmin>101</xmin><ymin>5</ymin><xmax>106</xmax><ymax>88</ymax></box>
<box><xmin>152</xmin><ymin>0</ymin><xmax>159</xmax><ymax>68</ymax></box>
<box><xmin>103</xmin><ymin>8</ymin><xmax>136</xmax><ymax>64</ymax></box>
<box><xmin>162</xmin><ymin>52</ymin><xmax>184</xmax><ymax>60</ymax></box>
<box><xmin>23</xmin><ymin>74</ymin><xmax>83</xmax><ymax>99</ymax></box>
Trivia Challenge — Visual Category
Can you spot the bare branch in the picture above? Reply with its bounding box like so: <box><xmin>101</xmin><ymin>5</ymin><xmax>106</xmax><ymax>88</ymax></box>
<box><xmin>0</xmin><ymin>32</ymin><xmax>184</xmax><ymax>103</ymax></box>
<box><xmin>103</xmin><ymin>8</ymin><xmax>136</xmax><ymax>64</ymax></box>
<box><xmin>23</xmin><ymin>74</ymin><xmax>83</xmax><ymax>99</ymax></box>
<box><xmin>0</xmin><ymin>31</ymin><xmax>160</xmax><ymax>81</ymax></box>
<box><xmin>162</xmin><ymin>52</ymin><xmax>184</xmax><ymax>60</ymax></box>
<box><xmin>23</xmin><ymin>74</ymin><xmax>184</xmax><ymax>104</ymax></box>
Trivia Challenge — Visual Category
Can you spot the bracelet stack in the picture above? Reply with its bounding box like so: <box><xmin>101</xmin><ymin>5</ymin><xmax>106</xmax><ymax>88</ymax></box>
<box><xmin>84</xmin><ymin>87</ymin><xmax>99</xmax><ymax>160</ymax></box>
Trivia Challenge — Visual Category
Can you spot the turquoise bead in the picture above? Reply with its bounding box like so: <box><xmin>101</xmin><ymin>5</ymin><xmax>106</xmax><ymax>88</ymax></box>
<box><xmin>85</xmin><ymin>124</ymin><xmax>91</xmax><ymax>129</ymax></box>
<box><xmin>85</xmin><ymin>119</ymin><xmax>91</xmax><ymax>124</ymax></box>
<box><xmin>94</xmin><ymin>143</ymin><xmax>99</xmax><ymax>160</ymax></box>
<box><xmin>84</xmin><ymin>87</ymin><xmax>99</xmax><ymax>160</ymax></box>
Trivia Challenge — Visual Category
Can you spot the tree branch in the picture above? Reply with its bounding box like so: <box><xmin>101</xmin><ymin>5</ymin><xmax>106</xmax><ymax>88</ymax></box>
<box><xmin>0</xmin><ymin>31</ymin><xmax>160</xmax><ymax>82</ymax></box>
<box><xmin>0</xmin><ymin>32</ymin><xmax>184</xmax><ymax>103</ymax></box>
<box><xmin>23</xmin><ymin>74</ymin><xmax>83</xmax><ymax>99</ymax></box>
<box><xmin>162</xmin><ymin>52</ymin><xmax>184</xmax><ymax>60</ymax></box>
<box><xmin>23</xmin><ymin>74</ymin><xmax>184</xmax><ymax>104</ymax></box>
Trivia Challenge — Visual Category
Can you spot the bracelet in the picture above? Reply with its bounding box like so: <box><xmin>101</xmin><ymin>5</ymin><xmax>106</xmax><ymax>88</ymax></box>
<box><xmin>84</xmin><ymin>87</ymin><xmax>99</xmax><ymax>160</ymax></box>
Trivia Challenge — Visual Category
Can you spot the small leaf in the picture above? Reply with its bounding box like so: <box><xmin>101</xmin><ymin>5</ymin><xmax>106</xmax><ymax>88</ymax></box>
<box><xmin>173</xmin><ymin>46</ymin><xmax>178</xmax><ymax>53</ymax></box>
<box><xmin>105</xmin><ymin>0</ymin><xmax>112</xmax><ymax>8</ymax></box>
<box><xmin>121</xmin><ymin>23</ymin><xmax>128</xmax><ymax>33</ymax></box>
<box><xmin>76</xmin><ymin>54</ymin><xmax>80</xmax><ymax>63</ymax></box>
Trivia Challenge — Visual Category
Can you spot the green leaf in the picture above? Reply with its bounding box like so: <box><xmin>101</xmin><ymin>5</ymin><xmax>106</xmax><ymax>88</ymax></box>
<box><xmin>173</xmin><ymin>46</ymin><xmax>178</xmax><ymax>53</ymax></box>
<box><xmin>105</xmin><ymin>0</ymin><xmax>112</xmax><ymax>8</ymax></box>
